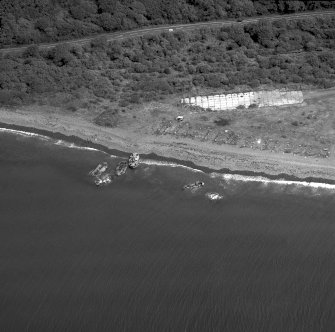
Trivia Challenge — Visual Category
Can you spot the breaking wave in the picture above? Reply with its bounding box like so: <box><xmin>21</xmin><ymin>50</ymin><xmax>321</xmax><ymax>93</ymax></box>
<box><xmin>210</xmin><ymin>173</ymin><xmax>335</xmax><ymax>190</ymax></box>
<box><xmin>0</xmin><ymin>127</ymin><xmax>117</xmax><ymax>157</ymax></box>
<box><xmin>2</xmin><ymin>126</ymin><xmax>334</xmax><ymax>191</ymax></box>
<box><xmin>141</xmin><ymin>159</ymin><xmax>204</xmax><ymax>173</ymax></box>
<box><xmin>0</xmin><ymin>127</ymin><xmax>50</xmax><ymax>140</ymax></box>
<box><xmin>54</xmin><ymin>139</ymin><xmax>104</xmax><ymax>153</ymax></box>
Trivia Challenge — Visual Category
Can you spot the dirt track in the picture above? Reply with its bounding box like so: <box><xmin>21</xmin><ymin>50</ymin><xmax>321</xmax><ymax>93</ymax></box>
<box><xmin>1</xmin><ymin>10</ymin><xmax>335</xmax><ymax>54</ymax></box>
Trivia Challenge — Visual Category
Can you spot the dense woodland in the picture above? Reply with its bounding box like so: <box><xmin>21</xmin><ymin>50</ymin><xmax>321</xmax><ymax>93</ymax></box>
<box><xmin>1</xmin><ymin>0</ymin><xmax>335</xmax><ymax>47</ymax></box>
<box><xmin>1</xmin><ymin>15</ymin><xmax>335</xmax><ymax>108</ymax></box>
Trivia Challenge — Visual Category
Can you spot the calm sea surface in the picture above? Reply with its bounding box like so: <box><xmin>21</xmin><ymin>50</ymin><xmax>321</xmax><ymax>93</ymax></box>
<box><xmin>1</xmin><ymin>131</ymin><xmax>335</xmax><ymax>332</ymax></box>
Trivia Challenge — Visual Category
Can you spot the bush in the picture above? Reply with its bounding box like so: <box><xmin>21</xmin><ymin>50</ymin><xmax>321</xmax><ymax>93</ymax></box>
<box><xmin>205</xmin><ymin>74</ymin><xmax>222</xmax><ymax>88</ymax></box>
<box><xmin>23</xmin><ymin>45</ymin><xmax>40</xmax><ymax>58</ymax></box>
<box><xmin>136</xmin><ymin>78</ymin><xmax>172</xmax><ymax>93</ymax></box>
<box><xmin>248</xmin><ymin>103</ymin><xmax>258</xmax><ymax>108</ymax></box>
<box><xmin>119</xmin><ymin>100</ymin><xmax>129</xmax><ymax>107</ymax></box>
<box><xmin>249</xmin><ymin>79</ymin><xmax>260</xmax><ymax>88</ymax></box>
<box><xmin>35</xmin><ymin>18</ymin><xmax>50</xmax><ymax>32</ymax></box>
<box><xmin>0</xmin><ymin>90</ymin><xmax>26</xmax><ymax>106</ymax></box>
<box><xmin>66</xmin><ymin>105</ymin><xmax>77</xmax><ymax>112</ymax></box>
<box><xmin>94</xmin><ymin>109</ymin><xmax>119</xmax><ymax>127</ymax></box>
<box><xmin>92</xmin><ymin>77</ymin><xmax>114</xmax><ymax>99</ymax></box>
<box><xmin>128</xmin><ymin>93</ymin><xmax>141</xmax><ymax>104</ymax></box>
<box><xmin>214</xmin><ymin>117</ymin><xmax>231</xmax><ymax>126</ymax></box>
<box><xmin>91</xmin><ymin>36</ymin><xmax>108</xmax><ymax>51</ymax></box>
<box><xmin>50</xmin><ymin>44</ymin><xmax>74</xmax><ymax>66</ymax></box>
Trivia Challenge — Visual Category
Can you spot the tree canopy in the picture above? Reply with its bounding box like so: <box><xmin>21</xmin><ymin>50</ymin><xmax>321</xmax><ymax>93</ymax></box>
<box><xmin>1</xmin><ymin>14</ymin><xmax>335</xmax><ymax>108</ymax></box>
<box><xmin>1</xmin><ymin>0</ymin><xmax>335</xmax><ymax>47</ymax></box>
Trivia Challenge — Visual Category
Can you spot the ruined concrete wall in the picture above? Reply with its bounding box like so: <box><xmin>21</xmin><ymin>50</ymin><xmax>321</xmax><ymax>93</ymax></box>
<box><xmin>181</xmin><ymin>90</ymin><xmax>303</xmax><ymax>110</ymax></box>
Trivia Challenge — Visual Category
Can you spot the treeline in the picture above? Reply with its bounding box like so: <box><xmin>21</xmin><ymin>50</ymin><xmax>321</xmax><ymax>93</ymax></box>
<box><xmin>1</xmin><ymin>0</ymin><xmax>335</xmax><ymax>47</ymax></box>
<box><xmin>1</xmin><ymin>15</ymin><xmax>335</xmax><ymax>108</ymax></box>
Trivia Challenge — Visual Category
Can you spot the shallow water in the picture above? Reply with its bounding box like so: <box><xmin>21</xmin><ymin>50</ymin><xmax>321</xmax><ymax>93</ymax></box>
<box><xmin>1</xmin><ymin>131</ymin><xmax>335</xmax><ymax>331</ymax></box>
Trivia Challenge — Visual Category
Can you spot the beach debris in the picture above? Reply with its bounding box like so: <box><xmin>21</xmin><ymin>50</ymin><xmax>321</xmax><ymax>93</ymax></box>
<box><xmin>89</xmin><ymin>162</ymin><xmax>108</xmax><ymax>177</ymax></box>
<box><xmin>128</xmin><ymin>153</ymin><xmax>140</xmax><ymax>169</ymax></box>
<box><xmin>115</xmin><ymin>161</ymin><xmax>128</xmax><ymax>176</ymax></box>
<box><xmin>205</xmin><ymin>192</ymin><xmax>223</xmax><ymax>200</ymax></box>
<box><xmin>183</xmin><ymin>181</ymin><xmax>205</xmax><ymax>191</ymax></box>
<box><xmin>176</xmin><ymin>116</ymin><xmax>184</xmax><ymax>122</ymax></box>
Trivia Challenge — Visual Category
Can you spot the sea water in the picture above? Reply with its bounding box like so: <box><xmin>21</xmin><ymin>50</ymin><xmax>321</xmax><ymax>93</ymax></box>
<box><xmin>1</xmin><ymin>130</ymin><xmax>335</xmax><ymax>331</ymax></box>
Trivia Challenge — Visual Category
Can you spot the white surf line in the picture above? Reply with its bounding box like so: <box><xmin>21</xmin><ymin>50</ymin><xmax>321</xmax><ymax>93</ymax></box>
<box><xmin>54</xmin><ymin>140</ymin><xmax>100</xmax><ymax>152</ymax></box>
<box><xmin>210</xmin><ymin>172</ymin><xmax>335</xmax><ymax>190</ymax></box>
<box><xmin>54</xmin><ymin>139</ymin><xmax>118</xmax><ymax>157</ymax></box>
<box><xmin>0</xmin><ymin>127</ymin><xmax>50</xmax><ymax>140</ymax></box>
<box><xmin>141</xmin><ymin>158</ymin><xmax>204</xmax><ymax>173</ymax></box>
<box><xmin>0</xmin><ymin>128</ymin><xmax>117</xmax><ymax>157</ymax></box>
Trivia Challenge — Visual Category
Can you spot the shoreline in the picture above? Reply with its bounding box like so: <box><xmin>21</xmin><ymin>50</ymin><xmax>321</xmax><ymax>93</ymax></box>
<box><xmin>1</xmin><ymin>119</ymin><xmax>335</xmax><ymax>186</ymax></box>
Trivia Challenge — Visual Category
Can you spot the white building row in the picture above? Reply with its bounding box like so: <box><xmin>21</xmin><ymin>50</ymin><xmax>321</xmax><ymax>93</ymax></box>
<box><xmin>181</xmin><ymin>90</ymin><xmax>303</xmax><ymax>110</ymax></box>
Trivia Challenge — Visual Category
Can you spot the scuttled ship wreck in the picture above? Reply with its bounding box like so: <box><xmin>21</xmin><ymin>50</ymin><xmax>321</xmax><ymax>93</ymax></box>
<box><xmin>89</xmin><ymin>153</ymin><xmax>140</xmax><ymax>186</ymax></box>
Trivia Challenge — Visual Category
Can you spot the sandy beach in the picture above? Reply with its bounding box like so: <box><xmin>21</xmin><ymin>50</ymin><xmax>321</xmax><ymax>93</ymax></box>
<box><xmin>1</xmin><ymin>105</ymin><xmax>335</xmax><ymax>183</ymax></box>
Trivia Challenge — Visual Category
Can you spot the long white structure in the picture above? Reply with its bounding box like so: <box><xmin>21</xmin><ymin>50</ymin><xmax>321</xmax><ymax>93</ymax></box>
<box><xmin>181</xmin><ymin>90</ymin><xmax>303</xmax><ymax>110</ymax></box>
